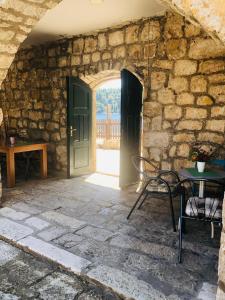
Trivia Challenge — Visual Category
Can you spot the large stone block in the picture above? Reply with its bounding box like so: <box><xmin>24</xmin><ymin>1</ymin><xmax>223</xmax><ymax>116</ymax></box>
<box><xmin>169</xmin><ymin>76</ymin><xmax>188</xmax><ymax>93</ymax></box>
<box><xmin>198</xmin><ymin>132</ymin><xmax>224</xmax><ymax>144</ymax></box>
<box><xmin>189</xmin><ymin>38</ymin><xmax>225</xmax><ymax>59</ymax></box>
<box><xmin>166</xmin><ymin>39</ymin><xmax>187</xmax><ymax>59</ymax></box>
<box><xmin>84</xmin><ymin>37</ymin><xmax>97</xmax><ymax>53</ymax></box>
<box><xmin>98</xmin><ymin>33</ymin><xmax>107</xmax><ymax>50</ymax></box>
<box><xmin>158</xmin><ymin>88</ymin><xmax>175</xmax><ymax>104</ymax></box>
<box><xmin>197</xmin><ymin>96</ymin><xmax>213</xmax><ymax>106</ymax></box>
<box><xmin>173</xmin><ymin>133</ymin><xmax>195</xmax><ymax>142</ymax></box>
<box><xmin>164</xmin><ymin>12</ymin><xmax>184</xmax><ymax>39</ymax></box>
<box><xmin>177</xmin><ymin>144</ymin><xmax>190</xmax><ymax>158</ymax></box>
<box><xmin>144</xmin><ymin>132</ymin><xmax>170</xmax><ymax>148</ymax></box>
<box><xmin>199</xmin><ymin>60</ymin><xmax>225</xmax><ymax>74</ymax></box>
<box><xmin>206</xmin><ymin>120</ymin><xmax>225</xmax><ymax>133</ymax></box>
<box><xmin>190</xmin><ymin>75</ymin><xmax>207</xmax><ymax>93</ymax></box>
<box><xmin>185</xmin><ymin>23</ymin><xmax>201</xmax><ymax>38</ymax></box>
<box><xmin>211</xmin><ymin>106</ymin><xmax>225</xmax><ymax>117</ymax></box>
<box><xmin>109</xmin><ymin>30</ymin><xmax>124</xmax><ymax>46</ymax></box>
<box><xmin>176</xmin><ymin>93</ymin><xmax>194</xmax><ymax>105</ymax></box>
<box><xmin>185</xmin><ymin>108</ymin><xmax>207</xmax><ymax>119</ymax></box>
<box><xmin>177</xmin><ymin>120</ymin><xmax>203</xmax><ymax>130</ymax></box>
<box><xmin>127</xmin><ymin>44</ymin><xmax>142</xmax><ymax>60</ymax></box>
<box><xmin>208</xmin><ymin>74</ymin><xmax>225</xmax><ymax>84</ymax></box>
<box><xmin>151</xmin><ymin>71</ymin><xmax>166</xmax><ymax>90</ymax></box>
<box><xmin>143</xmin><ymin>43</ymin><xmax>156</xmax><ymax>59</ymax></box>
<box><xmin>125</xmin><ymin>25</ymin><xmax>139</xmax><ymax>44</ymax></box>
<box><xmin>140</xmin><ymin>20</ymin><xmax>160</xmax><ymax>42</ymax></box>
<box><xmin>174</xmin><ymin>60</ymin><xmax>197</xmax><ymax>76</ymax></box>
<box><xmin>143</xmin><ymin>101</ymin><xmax>162</xmax><ymax>117</ymax></box>
<box><xmin>209</xmin><ymin>85</ymin><xmax>225</xmax><ymax>103</ymax></box>
<box><xmin>152</xmin><ymin>60</ymin><xmax>173</xmax><ymax>70</ymax></box>
<box><xmin>164</xmin><ymin>105</ymin><xmax>182</xmax><ymax>120</ymax></box>
<box><xmin>73</xmin><ymin>38</ymin><xmax>84</xmax><ymax>54</ymax></box>
<box><xmin>112</xmin><ymin>46</ymin><xmax>126</xmax><ymax>59</ymax></box>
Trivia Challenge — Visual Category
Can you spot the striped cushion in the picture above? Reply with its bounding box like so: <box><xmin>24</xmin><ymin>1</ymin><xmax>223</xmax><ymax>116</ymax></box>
<box><xmin>185</xmin><ymin>197</ymin><xmax>222</xmax><ymax>219</ymax></box>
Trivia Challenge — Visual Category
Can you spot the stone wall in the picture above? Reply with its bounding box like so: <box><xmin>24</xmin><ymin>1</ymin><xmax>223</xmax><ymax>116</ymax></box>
<box><xmin>1</xmin><ymin>11</ymin><xmax>225</xmax><ymax>174</ymax></box>
<box><xmin>0</xmin><ymin>0</ymin><xmax>62</xmax><ymax>86</ymax></box>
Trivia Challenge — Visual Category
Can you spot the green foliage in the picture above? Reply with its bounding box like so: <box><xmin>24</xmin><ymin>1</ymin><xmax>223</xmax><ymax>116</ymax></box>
<box><xmin>96</xmin><ymin>88</ymin><xmax>121</xmax><ymax>113</ymax></box>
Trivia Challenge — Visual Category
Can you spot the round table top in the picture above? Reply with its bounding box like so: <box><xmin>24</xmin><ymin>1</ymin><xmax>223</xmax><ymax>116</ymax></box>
<box><xmin>179</xmin><ymin>167</ymin><xmax>225</xmax><ymax>180</ymax></box>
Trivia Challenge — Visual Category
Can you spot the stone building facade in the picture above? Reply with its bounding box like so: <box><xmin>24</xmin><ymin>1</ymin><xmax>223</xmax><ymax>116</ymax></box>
<box><xmin>0</xmin><ymin>11</ymin><xmax>225</xmax><ymax>174</ymax></box>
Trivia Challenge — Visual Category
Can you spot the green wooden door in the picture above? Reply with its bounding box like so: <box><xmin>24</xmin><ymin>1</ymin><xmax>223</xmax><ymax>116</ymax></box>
<box><xmin>120</xmin><ymin>69</ymin><xmax>143</xmax><ymax>188</ymax></box>
<box><xmin>67</xmin><ymin>77</ymin><xmax>92</xmax><ymax>177</ymax></box>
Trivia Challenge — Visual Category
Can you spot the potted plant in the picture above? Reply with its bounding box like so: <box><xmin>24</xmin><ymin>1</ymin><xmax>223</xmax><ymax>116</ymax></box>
<box><xmin>189</xmin><ymin>144</ymin><xmax>215</xmax><ymax>172</ymax></box>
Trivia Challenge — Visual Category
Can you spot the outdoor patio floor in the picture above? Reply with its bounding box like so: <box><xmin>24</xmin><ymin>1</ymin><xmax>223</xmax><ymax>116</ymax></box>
<box><xmin>0</xmin><ymin>174</ymin><xmax>220</xmax><ymax>300</ymax></box>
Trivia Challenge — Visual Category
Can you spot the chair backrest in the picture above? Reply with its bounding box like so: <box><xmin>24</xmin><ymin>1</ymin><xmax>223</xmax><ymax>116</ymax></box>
<box><xmin>131</xmin><ymin>155</ymin><xmax>159</xmax><ymax>180</ymax></box>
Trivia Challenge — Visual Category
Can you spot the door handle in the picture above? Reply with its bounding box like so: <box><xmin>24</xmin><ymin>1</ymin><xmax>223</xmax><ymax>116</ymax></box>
<box><xmin>70</xmin><ymin>126</ymin><xmax>77</xmax><ymax>137</ymax></box>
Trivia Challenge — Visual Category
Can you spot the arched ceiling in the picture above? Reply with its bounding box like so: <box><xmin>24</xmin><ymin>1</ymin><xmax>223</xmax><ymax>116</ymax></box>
<box><xmin>22</xmin><ymin>0</ymin><xmax>166</xmax><ymax>47</ymax></box>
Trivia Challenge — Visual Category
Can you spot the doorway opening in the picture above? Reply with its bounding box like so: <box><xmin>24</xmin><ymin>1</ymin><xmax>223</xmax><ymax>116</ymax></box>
<box><xmin>67</xmin><ymin>69</ymin><xmax>143</xmax><ymax>188</ymax></box>
<box><xmin>95</xmin><ymin>79</ymin><xmax>121</xmax><ymax>177</ymax></box>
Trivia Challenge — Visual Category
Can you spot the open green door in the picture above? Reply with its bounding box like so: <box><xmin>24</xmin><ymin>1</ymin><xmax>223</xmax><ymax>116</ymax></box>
<box><xmin>67</xmin><ymin>77</ymin><xmax>92</xmax><ymax>177</ymax></box>
<box><xmin>120</xmin><ymin>69</ymin><xmax>143</xmax><ymax>188</ymax></box>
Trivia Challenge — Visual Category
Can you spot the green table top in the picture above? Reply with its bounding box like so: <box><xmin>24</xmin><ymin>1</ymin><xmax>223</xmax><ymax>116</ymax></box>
<box><xmin>180</xmin><ymin>167</ymin><xmax>225</xmax><ymax>179</ymax></box>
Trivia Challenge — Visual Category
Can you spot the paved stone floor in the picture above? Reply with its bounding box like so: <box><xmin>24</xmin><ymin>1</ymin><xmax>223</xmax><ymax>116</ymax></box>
<box><xmin>0</xmin><ymin>174</ymin><xmax>220</xmax><ymax>300</ymax></box>
<box><xmin>0</xmin><ymin>239</ymin><xmax>123</xmax><ymax>299</ymax></box>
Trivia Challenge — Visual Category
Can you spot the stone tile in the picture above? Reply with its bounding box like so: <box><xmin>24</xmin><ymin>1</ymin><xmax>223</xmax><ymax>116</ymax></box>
<box><xmin>197</xmin><ymin>282</ymin><xmax>217</xmax><ymax>300</ymax></box>
<box><xmin>53</xmin><ymin>233</ymin><xmax>84</xmax><ymax>248</ymax></box>
<box><xmin>29</xmin><ymin>272</ymin><xmax>83</xmax><ymax>300</ymax></box>
<box><xmin>37</xmin><ymin>226</ymin><xmax>69</xmax><ymax>241</ymax></box>
<box><xmin>76</xmin><ymin>225</ymin><xmax>114</xmax><ymax>242</ymax></box>
<box><xmin>0</xmin><ymin>207</ymin><xmax>30</xmax><ymax>221</ymax></box>
<box><xmin>11</xmin><ymin>202</ymin><xmax>43</xmax><ymax>215</ymax></box>
<box><xmin>0</xmin><ymin>292</ymin><xmax>19</xmax><ymax>299</ymax></box>
<box><xmin>110</xmin><ymin>234</ymin><xmax>176</xmax><ymax>261</ymax></box>
<box><xmin>24</xmin><ymin>217</ymin><xmax>50</xmax><ymax>230</ymax></box>
<box><xmin>41</xmin><ymin>211</ymin><xmax>86</xmax><ymax>229</ymax></box>
<box><xmin>88</xmin><ymin>265</ymin><xmax>167</xmax><ymax>300</ymax></box>
<box><xmin>0</xmin><ymin>218</ymin><xmax>33</xmax><ymax>241</ymax></box>
<box><xmin>0</xmin><ymin>241</ymin><xmax>21</xmax><ymax>266</ymax></box>
<box><xmin>18</xmin><ymin>236</ymin><xmax>92</xmax><ymax>273</ymax></box>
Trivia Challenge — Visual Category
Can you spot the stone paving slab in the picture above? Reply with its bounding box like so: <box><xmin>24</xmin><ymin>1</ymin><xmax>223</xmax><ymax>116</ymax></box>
<box><xmin>88</xmin><ymin>265</ymin><xmax>167</xmax><ymax>300</ymax></box>
<box><xmin>18</xmin><ymin>236</ymin><xmax>92</xmax><ymax>274</ymax></box>
<box><xmin>0</xmin><ymin>240</ymin><xmax>21</xmax><ymax>266</ymax></box>
<box><xmin>0</xmin><ymin>207</ymin><xmax>30</xmax><ymax>221</ymax></box>
<box><xmin>76</xmin><ymin>225</ymin><xmax>114</xmax><ymax>242</ymax></box>
<box><xmin>41</xmin><ymin>210</ymin><xmax>86</xmax><ymax>229</ymax></box>
<box><xmin>25</xmin><ymin>216</ymin><xmax>50</xmax><ymax>230</ymax></box>
<box><xmin>37</xmin><ymin>225</ymin><xmax>69</xmax><ymax>241</ymax></box>
<box><xmin>0</xmin><ymin>218</ymin><xmax>33</xmax><ymax>241</ymax></box>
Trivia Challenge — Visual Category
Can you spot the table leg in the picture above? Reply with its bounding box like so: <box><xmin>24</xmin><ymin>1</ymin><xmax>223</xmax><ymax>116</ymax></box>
<box><xmin>199</xmin><ymin>181</ymin><xmax>205</xmax><ymax>198</ymax></box>
<box><xmin>6</xmin><ymin>149</ymin><xmax>15</xmax><ymax>188</ymax></box>
<box><xmin>40</xmin><ymin>145</ymin><xmax>47</xmax><ymax>178</ymax></box>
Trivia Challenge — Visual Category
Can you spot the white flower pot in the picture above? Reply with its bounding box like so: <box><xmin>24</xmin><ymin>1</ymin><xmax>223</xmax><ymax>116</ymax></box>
<box><xmin>197</xmin><ymin>161</ymin><xmax>205</xmax><ymax>173</ymax></box>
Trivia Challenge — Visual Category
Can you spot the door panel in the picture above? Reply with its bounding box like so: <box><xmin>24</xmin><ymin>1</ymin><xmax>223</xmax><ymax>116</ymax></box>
<box><xmin>67</xmin><ymin>77</ymin><xmax>92</xmax><ymax>177</ymax></box>
<box><xmin>120</xmin><ymin>69</ymin><xmax>143</xmax><ymax>188</ymax></box>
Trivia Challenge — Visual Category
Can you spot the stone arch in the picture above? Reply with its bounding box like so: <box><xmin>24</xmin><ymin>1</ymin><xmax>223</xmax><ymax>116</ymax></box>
<box><xmin>0</xmin><ymin>0</ymin><xmax>63</xmax><ymax>86</ymax></box>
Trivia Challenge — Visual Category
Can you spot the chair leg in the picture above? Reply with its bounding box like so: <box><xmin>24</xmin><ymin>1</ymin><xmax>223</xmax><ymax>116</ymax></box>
<box><xmin>168</xmin><ymin>194</ymin><xmax>176</xmax><ymax>232</ymax></box>
<box><xmin>178</xmin><ymin>216</ymin><xmax>183</xmax><ymax>263</ymax></box>
<box><xmin>127</xmin><ymin>190</ymin><xmax>147</xmax><ymax>220</ymax></box>
<box><xmin>137</xmin><ymin>193</ymin><xmax>148</xmax><ymax>209</ymax></box>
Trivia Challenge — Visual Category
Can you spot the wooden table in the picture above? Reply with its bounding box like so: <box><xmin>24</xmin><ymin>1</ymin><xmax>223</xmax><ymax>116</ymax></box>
<box><xmin>0</xmin><ymin>142</ymin><xmax>48</xmax><ymax>188</ymax></box>
<box><xmin>179</xmin><ymin>167</ymin><xmax>225</xmax><ymax>197</ymax></box>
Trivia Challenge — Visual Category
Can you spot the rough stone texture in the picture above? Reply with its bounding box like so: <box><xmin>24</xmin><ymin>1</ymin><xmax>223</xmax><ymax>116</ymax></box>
<box><xmin>0</xmin><ymin>176</ymin><xmax>221</xmax><ymax>300</ymax></box>
<box><xmin>0</xmin><ymin>12</ymin><xmax>225</xmax><ymax>176</ymax></box>
<box><xmin>0</xmin><ymin>239</ymin><xmax>122</xmax><ymax>300</ymax></box>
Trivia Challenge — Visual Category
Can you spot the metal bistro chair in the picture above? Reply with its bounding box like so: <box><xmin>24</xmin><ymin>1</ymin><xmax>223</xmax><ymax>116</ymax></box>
<box><xmin>177</xmin><ymin>178</ymin><xmax>224</xmax><ymax>263</ymax></box>
<box><xmin>127</xmin><ymin>156</ymin><xmax>180</xmax><ymax>232</ymax></box>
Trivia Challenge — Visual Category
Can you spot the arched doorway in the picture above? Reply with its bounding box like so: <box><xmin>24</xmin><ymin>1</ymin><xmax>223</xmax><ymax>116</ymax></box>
<box><xmin>67</xmin><ymin>69</ymin><xmax>143</xmax><ymax>188</ymax></box>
